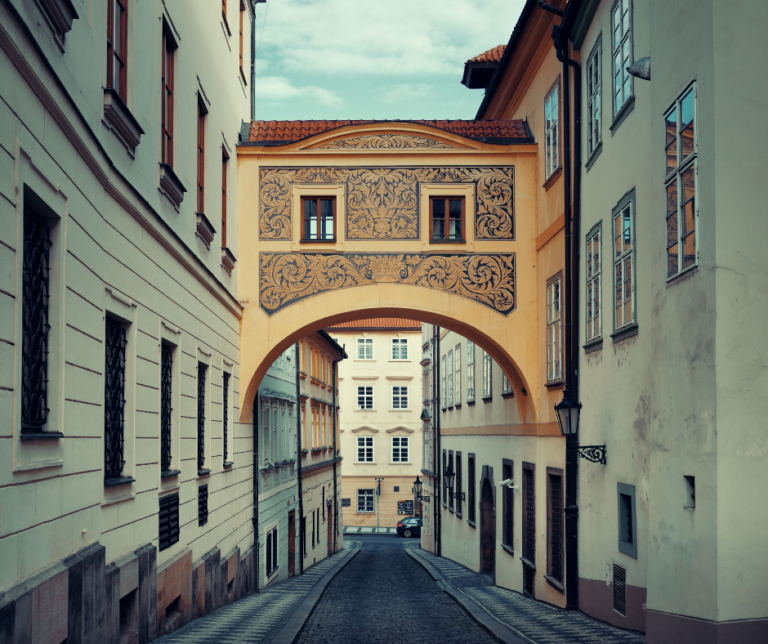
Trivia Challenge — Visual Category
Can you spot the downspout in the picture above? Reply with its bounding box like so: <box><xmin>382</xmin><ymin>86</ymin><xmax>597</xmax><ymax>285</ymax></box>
<box><xmin>250</xmin><ymin>1</ymin><xmax>266</xmax><ymax>121</ymax></box>
<box><xmin>331</xmin><ymin>349</ymin><xmax>345</xmax><ymax>552</ymax></box>
<box><xmin>295</xmin><ymin>342</ymin><xmax>305</xmax><ymax>575</ymax></box>
<box><xmin>434</xmin><ymin>324</ymin><xmax>441</xmax><ymax>557</ymax></box>
<box><xmin>252</xmin><ymin>392</ymin><xmax>259</xmax><ymax>593</ymax></box>
<box><xmin>538</xmin><ymin>0</ymin><xmax>583</xmax><ymax>611</ymax></box>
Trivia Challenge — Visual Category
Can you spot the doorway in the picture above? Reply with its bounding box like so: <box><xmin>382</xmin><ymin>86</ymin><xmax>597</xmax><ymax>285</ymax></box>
<box><xmin>288</xmin><ymin>510</ymin><xmax>296</xmax><ymax>577</ymax></box>
<box><xmin>327</xmin><ymin>505</ymin><xmax>334</xmax><ymax>556</ymax></box>
<box><xmin>480</xmin><ymin>478</ymin><xmax>495</xmax><ymax>576</ymax></box>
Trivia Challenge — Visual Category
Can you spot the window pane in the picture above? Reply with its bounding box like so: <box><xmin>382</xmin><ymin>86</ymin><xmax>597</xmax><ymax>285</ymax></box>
<box><xmin>449</xmin><ymin>199</ymin><xmax>462</xmax><ymax>219</ymax></box>
<box><xmin>682</xmin><ymin>166</ymin><xmax>695</xmax><ymax>206</ymax></box>
<box><xmin>433</xmin><ymin>199</ymin><xmax>445</xmax><ymax>218</ymax></box>
<box><xmin>622</xmin><ymin>208</ymin><xmax>632</xmax><ymax>250</ymax></box>
<box><xmin>680</xmin><ymin>90</ymin><xmax>695</xmax><ymax>158</ymax></box>
<box><xmin>433</xmin><ymin>218</ymin><xmax>445</xmax><ymax>240</ymax></box>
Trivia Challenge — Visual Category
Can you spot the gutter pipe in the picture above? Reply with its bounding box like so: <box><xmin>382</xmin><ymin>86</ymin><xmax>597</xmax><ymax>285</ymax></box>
<box><xmin>295</xmin><ymin>342</ymin><xmax>305</xmax><ymax>575</ymax></box>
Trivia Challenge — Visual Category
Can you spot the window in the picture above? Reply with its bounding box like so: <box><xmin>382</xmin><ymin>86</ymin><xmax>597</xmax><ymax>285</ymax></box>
<box><xmin>357</xmin><ymin>489</ymin><xmax>375</xmax><ymax>513</ymax></box>
<box><xmin>586</xmin><ymin>37</ymin><xmax>601</xmax><ymax>158</ymax></box>
<box><xmin>357</xmin><ymin>386</ymin><xmax>373</xmax><ymax>410</ymax></box>
<box><xmin>441</xmin><ymin>355</ymin><xmax>446</xmax><ymax>408</ymax></box>
<box><xmin>221</xmin><ymin>149</ymin><xmax>229</xmax><ymax>248</ymax></box>
<box><xmin>392</xmin><ymin>386</ymin><xmax>408</xmax><ymax>410</ymax></box>
<box><xmin>158</xmin><ymin>493</ymin><xmax>180</xmax><ymax>551</ymax></box>
<box><xmin>502</xmin><ymin>372</ymin><xmax>512</xmax><ymax>395</ymax></box>
<box><xmin>392</xmin><ymin>437</ymin><xmax>409</xmax><ymax>462</ymax></box>
<box><xmin>197</xmin><ymin>97</ymin><xmax>206</xmax><ymax>213</ymax></box>
<box><xmin>665</xmin><ymin>84</ymin><xmax>697</xmax><ymax>278</ymax></box>
<box><xmin>357</xmin><ymin>338</ymin><xmax>373</xmax><ymax>360</ymax></box>
<box><xmin>455</xmin><ymin>452</ymin><xmax>462</xmax><ymax>516</ymax></box>
<box><xmin>547</xmin><ymin>469</ymin><xmax>564</xmax><ymax>588</ymax></box>
<box><xmin>104</xmin><ymin>317</ymin><xmax>127</xmax><ymax>481</ymax></box>
<box><xmin>468</xmin><ymin>454</ymin><xmax>476</xmax><ymax>525</ymax></box>
<box><xmin>442</xmin><ymin>450</ymin><xmax>447</xmax><ymax>507</ymax></box>
<box><xmin>447</xmin><ymin>451</ymin><xmax>454</xmax><ymax>512</ymax></box>
<box><xmin>301</xmin><ymin>197</ymin><xmax>336</xmax><ymax>241</ymax></box>
<box><xmin>545</xmin><ymin>84</ymin><xmax>559</xmax><ymax>179</ymax></box>
<box><xmin>446</xmin><ymin>350</ymin><xmax>453</xmax><ymax>407</ymax></box>
<box><xmin>466</xmin><ymin>341</ymin><xmax>475</xmax><ymax>403</ymax></box>
<box><xmin>239</xmin><ymin>0</ymin><xmax>246</xmax><ymax>81</ymax></box>
<box><xmin>106</xmin><ymin>0</ymin><xmax>128</xmax><ymax>101</ymax></box>
<box><xmin>392</xmin><ymin>338</ymin><xmax>408</xmax><ymax>360</ymax></box>
<box><xmin>160</xmin><ymin>343</ymin><xmax>173</xmax><ymax>473</ymax></box>
<box><xmin>611</xmin><ymin>0</ymin><xmax>633</xmax><ymax>115</ymax></box>
<box><xmin>454</xmin><ymin>345</ymin><xmax>461</xmax><ymax>406</ymax></box>
<box><xmin>222</xmin><ymin>373</ymin><xmax>230</xmax><ymax>465</ymax></box>
<box><xmin>198</xmin><ymin>485</ymin><xmax>209</xmax><ymax>526</ymax></box>
<box><xmin>357</xmin><ymin>437</ymin><xmax>373</xmax><ymax>462</ymax></box>
<box><xmin>197</xmin><ymin>363</ymin><xmax>207</xmax><ymax>473</ymax></box>
<box><xmin>613</xmin><ymin>195</ymin><xmax>635</xmax><ymax>330</ymax></box>
<box><xmin>21</xmin><ymin>205</ymin><xmax>51</xmax><ymax>434</ymax></box>
<box><xmin>502</xmin><ymin>460</ymin><xmax>513</xmax><ymax>550</ymax></box>
<box><xmin>522</xmin><ymin>463</ymin><xmax>536</xmax><ymax>597</ymax></box>
<box><xmin>586</xmin><ymin>226</ymin><xmax>602</xmax><ymax>342</ymax></box>
<box><xmin>430</xmin><ymin>196</ymin><xmax>465</xmax><ymax>242</ymax></box>
<box><xmin>546</xmin><ymin>276</ymin><xmax>562</xmax><ymax>382</ymax></box>
<box><xmin>482</xmin><ymin>350</ymin><xmax>492</xmax><ymax>399</ymax></box>
<box><xmin>684</xmin><ymin>475</ymin><xmax>695</xmax><ymax>510</ymax></box>
<box><xmin>161</xmin><ymin>25</ymin><xmax>175</xmax><ymax>166</ymax></box>
<box><xmin>266</xmin><ymin>525</ymin><xmax>278</xmax><ymax>575</ymax></box>
<box><xmin>618</xmin><ymin>483</ymin><xmax>637</xmax><ymax>558</ymax></box>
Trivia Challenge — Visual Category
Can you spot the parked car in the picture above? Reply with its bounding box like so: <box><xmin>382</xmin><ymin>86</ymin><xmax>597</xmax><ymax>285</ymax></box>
<box><xmin>396</xmin><ymin>517</ymin><xmax>422</xmax><ymax>538</ymax></box>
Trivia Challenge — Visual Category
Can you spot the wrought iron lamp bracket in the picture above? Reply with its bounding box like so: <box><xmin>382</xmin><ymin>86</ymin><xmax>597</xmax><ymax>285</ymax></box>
<box><xmin>450</xmin><ymin>491</ymin><xmax>466</xmax><ymax>501</ymax></box>
<box><xmin>418</xmin><ymin>495</ymin><xmax>431</xmax><ymax>504</ymax></box>
<box><xmin>568</xmin><ymin>444</ymin><xmax>607</xmax><ymax>465</ymax></box>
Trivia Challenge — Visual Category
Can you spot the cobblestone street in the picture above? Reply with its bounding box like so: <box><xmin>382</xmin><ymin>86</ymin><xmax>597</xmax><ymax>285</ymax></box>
<box><xmin>296</xmin><ymin>535</ymin><xmax>497</xmax><ymax>644</ymax></box>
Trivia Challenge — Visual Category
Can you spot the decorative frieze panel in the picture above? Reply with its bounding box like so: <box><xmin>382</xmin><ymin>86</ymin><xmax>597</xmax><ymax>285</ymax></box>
<box><xmin>315</xmin><ymin>134</ymin><xmax>457</xmax><ymax>150</ymax></box>
<box><xmin>259</xmin><ymin>166</ymin><xmax>514</xmax><ymax>241</ymax></box>
<box><xmin>259</xmin><ymin>252</ymin><xmax>515</xmax><ymax>316</ymax></box>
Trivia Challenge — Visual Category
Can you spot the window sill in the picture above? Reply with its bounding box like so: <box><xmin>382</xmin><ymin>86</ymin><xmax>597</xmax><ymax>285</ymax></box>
<box><xmin>467</xmin><ymin>400</ymin><xmax>476</xmax><ymax>406</ymax></box>
<box><xmin>520</xmin><ymin>556</ymin><xmax>536</xmax><ymax>572</ymax></box>
<box><xmin>20</xmin><ymin>431</ymin><xmax>64</xmax><ymax>441</ymax></box>
<box><xmin>196</xmin><ymin>213</ymin><xmax>216</xmax><ymax>249</ymax></box>
<box><xmin>221</xmin><ymin>12</ymin><xmax>231</xmax><ymax>36</ymax></box>
<box><xmin>482</xmin><ymin>396</ymin><xmax>492</xmax><ymax>404</ymax></box>
<box><xmin>39</xmin><ymin>0</ymin><xmax>78</xmax><ymax>34</ymax></box>
<box><xmin>354</xmin><ymin>461</ymin><xmax>375</xmax><ymax>465</ymax></box>
<box><xmin>389</xmin><ymin>462</ymin><xmax>410</xmax><ymax>465</ymax></box>
<box><xmin>583</xmin><ymin>338</ymin><xmax>603</xmax><ymax>354</ymax></box>
<box><xmin>545</xmin><ymin>380</ymin><xmax>564</xmax><ymax>390</ymax></box>
<box><xmin>103</xmin><ymin>88</ymin><xmax>144</xmax><ymax>152</ymax></box>
<box><xmin>390</xmin><ymin>409</ymin><xmax>409</xmax><ymax>412</ymax></box>
<box><xmin>502</xmin><ymin>543</ymin><xmax>514</xmax><ymax>557</ymax></box>
<box><xmin>266</xmin><ymin>565</ymin><xmax>279</xmax><ymax>580</ymax></box>
<box><xmin>223</xmin><ymin>461</ymin><xmax>234</xmax><ymax>469</ymax></box>
<box><xmin>467</xmin><ymin>519</ymin><xmax>476</xmax><ymax>529</ymax></box>
<box><xmin>161</xmin><ymin>469</ymin><xmax>181</xmax><ymax>479</ymax></box>
<box><xmin>611</xmin><ymin>323</ymin><xmax>638</xmax><ymax>344</ymax></box>
<box><xmin>300</xmin><ymin>238</ymin><xmax>336</xmax><ymax>244</ymax></box>
<box><xmin>221</xmin><ymin>247</ymin><xmax>237</xmax><ymax>274</ymax></box>
<box><xmin>197</xmin><ymin>468</ymin><xmax>211</xmax><ymax>478</ymax></box>
<box><xmin>301</xmin><ymin>449</ymin><xmax>309</xmax><ymax>454</ymax></box>
<box><xmin>610</xmin><ymin>95</ymin><xmax>635</xmax><ymax>135</ymax></box>
<box><xmin>545</xmin><ymin>575</ymin><xmax>565</xmax><ymax>593</ymax></box>
<box><xmin>355</xmin><ymin>409</ymin><xmax>375</xmax><ymax>412</ymax></box>
<box><xmin>104</xmin><ymin>476</ymin><xmax>135</xmax><ymax>488</ymax></box>
<box><xmin>543</xmin><ymin>166</ymin><xmax>563</xmax><ymax>191</ymax></box>
<box><xmin>311</xmin><ymin>448</ymin><xmax>323</xmax><ymax>453</ymax></box>
<box><xmin>159</xmin><ymin>163</ymin><xmax>186</xmax><ymax>208</ymax></box>
<box><xmin>428</xmin><ymin>239</ymin><xmax>467</xmax><ymax>245</ymax></box>
<box><xmin>666</xmin><ymin>264</ymin><xmax>698</xmax><ymax>286</ymax></box>
<box><xmin>454</xmin><ymin>403</ymin><xmax>462</xmax><ymax>409</ymax></box>
<box><xmin>501</xmin><ymin>391</ymin><xmax>514</xmax><ymax>399</ymax></box>
<box><xmin>585</xmin><ymin>141</ymin><xmax>603</xmax><ymax>172</ymax></box>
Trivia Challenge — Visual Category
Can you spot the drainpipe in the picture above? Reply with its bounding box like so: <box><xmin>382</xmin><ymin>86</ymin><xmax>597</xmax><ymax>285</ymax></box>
<box><xmin>331</xmin><ymin>349</ymin><xmax>345</xmax><ymax>552</ymax></box>
<box><xmin>433</xmin><ymin>324</ymin><xmax>441</xmax><ymax>557</ymax></box>
<box><xmin>538</xmin><ymin>0</ymin><xmax>583</xmax><ymax>611</ymax></box>
<box><xmin>252</xmin><ymin>391</ymin><xmax>259</xmax><ymax>594</ymax></box>
<box><xmin>295</xmin><ymin>342</ymin><xmax>305</xmax><ymax>575</ymax></box>
<box><xmin>250</xmin><ymin>0</ymin><xmax>266</xmax><ymax>121</ymax></box>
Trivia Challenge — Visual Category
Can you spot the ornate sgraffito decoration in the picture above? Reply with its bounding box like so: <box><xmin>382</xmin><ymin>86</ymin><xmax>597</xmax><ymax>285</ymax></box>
<box><xmin>259</xmin><ymin>252</ymin><xmax>515</xmax><ymax>316</ymax></box>
<box><xmin>315</xmin><ymin>134</ymin><xmax>457</xmax><ymax>150</ymax></box>
<box><xmin>258</xmin><ymin>166</ymin><xmax>514</xmax><ymax>241</ymax></box>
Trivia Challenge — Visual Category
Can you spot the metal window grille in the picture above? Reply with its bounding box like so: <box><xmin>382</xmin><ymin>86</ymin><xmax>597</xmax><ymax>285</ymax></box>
<box><xmin>104</xmin><ymin>317</ymin><xmax>127</xmax><ymax>479</ymax></box>
<box><xmin>21</xmin><ymin>206</ymin><xmax>51</xmax><ymax>432</ymax></box>
<box><xmin>448</xmin><ymin>452</ymin><xmax>454</xmax><ymax>511</ymax></box>
<box><xmin>613</xmin><ymin>563</ymin><xmax>627</xmax><ymax>616</ymax></box>
<box><xmin>468</xmin><ymin>456</ymin><xmax>476</xmax><ymax>523</ymax></box>
<box><xmin>272</xmin><ymin>526</ymin><xmax>278</xmax><ymax>571</ymax></box>
<box><xmin>198</xmin><ymin>485</ymin><xmax>209</xmax><ymax>526</ymax></box>
<box><xmin>160</xmin><ymin>344</ymin><xmax>173</xmax><ymax>472</ymax></box>
<box><xmin>357</xmin><ymin>489</ymin><xmax>375</xmax><ymax>513</ymax></box>
<box><xmin>503</xmin><ymin>463</ymin><xmax>513</xmax><ymax>547</ymax></box>
<box><xmin>197</xmin><ymin>363</ymin><xmax>206</xmax><ymax>471</ymax></box>
<box><xmin>266</xmin><ymin>530</ymin><xmax>273</xmax><ymax>574</ymax></box>
<box><xmin>456</xmin><ymin>453</ymin><xmax>462</xmax><ymax>515</ymax></box>
<box><xmin>223</xmin><ymin>372</ymin><xmax>230</xmax><ymax>464</ymax></box>
<box><xmin>549</xmin><ymin>474</ymin><xmax>564</xmax><ymax>583</ymax></box>
<box><xmin>159</xmin><ymin>493</ymin><xmax>180</xmax><ymax>551</ymax></box>
<box><xmin>523</xmin><ymin>467</ymin><xmax>536</xmax><ymax>596</ymax></box>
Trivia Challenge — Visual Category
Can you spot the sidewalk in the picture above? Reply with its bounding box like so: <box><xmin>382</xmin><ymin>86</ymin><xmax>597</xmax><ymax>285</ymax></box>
<box><xmin>155</xmin><ymin>541</ymin><xmax>361</xmax><ymax>644</ymax></box>
<box><xmin>342</xmin><ymin>526</ymin><xmax>397</xmax><ymax>534</ymax></box>
<box><xmin>406</xmin><ymin>544</ymin><xmax>646</xmax><ymax>644</ymax></box>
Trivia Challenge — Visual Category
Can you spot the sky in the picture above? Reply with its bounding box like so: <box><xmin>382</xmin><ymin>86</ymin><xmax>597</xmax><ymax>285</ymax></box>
<box><xmin>251</xmin><ymin>0</ymin><xmax>527</xmax><ymax>122</ymax></box>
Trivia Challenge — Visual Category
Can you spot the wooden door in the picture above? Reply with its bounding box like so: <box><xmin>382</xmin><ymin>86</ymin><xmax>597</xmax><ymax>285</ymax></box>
<box><xmin>327</xmin><ymin>505</ymin><xmax>334</xmax><ymax>556</ymax></box>
<box><xmin>480</xmin><ymin>479</ymin><xmax>495</xmax><ymax>574</ymax></box>
<box><xmin>288</xmin><ymin>510</ymin><xmax>296</xmax><ymax>577</ymax></box>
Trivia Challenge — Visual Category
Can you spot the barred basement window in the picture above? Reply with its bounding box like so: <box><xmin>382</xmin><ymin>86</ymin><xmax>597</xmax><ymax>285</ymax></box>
<box><xmin>160</xmin><ymin>343</ymin><xmax>173</xmax><ymax>473</ymax></box>
<box><xmin>197</xmin><ymin>363</ymin><xmax>207</xmax><ymax>474</ymax></box>
<box><xmin>266</xmin><ymin>525</ymin><xmax>278</xmax><ymax>575</ymax></box>
<box><xmin>547</xmin><ymin>470</ymin><xmax>564</xmax><ymax>588</ymax></box>
<box><xmin>447</xmin><ymin>451</ymin><xmax>454</xmax><ymax>512</ymax></box>
<box><xmin>159</xmin><ymin>493</ymin><xmax>180</xmax><ymax>551</ymax></box>
<box><xmin>467</xmin><ymin>454</ymin><xmax>476</xmax><ymax>525</ymax></box>
<box><xmin>502</xmin><ymin>460</ymin><xmax>513</xmax><ymax>549</ymax></box>
<box><xmin>522</xmin><ymin>463</ymin><xmax>536</xmax><ymax>598</ymax></box>
<box><xmin>455</xmin><ymin>452</ymin><xmax>463</xmax><ymax>516</ymax></box>
<box><xmin>21</xmin><ymin>206</ymin><xmax>52</xmax><ymax>433</ymax></box>
<box><xmin>104</xmin><ymin>317</ymin><xmax>127</xmax><ymax>480</ymax></box>
<box><xmin>223</xmin><ymin>372</ymin><xmax>230</xmax><ymax>465</ymax></box>
<box><xmin>198</xmin><ymin>485</ymin><xmax>209</xmax><ymax>526</ymax></box>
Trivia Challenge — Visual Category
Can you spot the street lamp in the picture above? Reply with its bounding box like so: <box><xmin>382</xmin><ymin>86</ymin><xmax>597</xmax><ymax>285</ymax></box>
<box><xmin>554</xmin><ymin>396</ymin><xmax>606</xmax><ymax>464</ymax></box>
<box><xmin>413</xmin><ymin>475</ymin><xmax>430</xmax><ymax>503</ymax></box>
<box><xmin>443</xmin><ymin>465</ymin><xmax>465</xmax><ymax>501</ymax></box>
<box><xmin>374</xmin><ymin>477</ymin><xmax>384</xmax><ymax>531</ymax></box>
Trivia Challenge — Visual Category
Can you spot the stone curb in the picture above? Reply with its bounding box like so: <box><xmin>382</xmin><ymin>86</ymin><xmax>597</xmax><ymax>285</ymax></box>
<box><xmin>268</xmin><ymin>542</ymin><xmax>362</xmax><ymax>644</ymax></box>
<box><xmin>405</xmin><ymin>545</ymin><xmax>531</xmax><ymax>644</ymax></box>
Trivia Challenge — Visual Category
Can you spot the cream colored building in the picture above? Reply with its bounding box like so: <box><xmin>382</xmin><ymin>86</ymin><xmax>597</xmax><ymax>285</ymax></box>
<box><xmin>0</xmin><ymin>0</ymin><xmax>256</xmax><ymax>641</ymax></box>
<box><xmin>329</xmin><ymin>319</ymin><xmax>423</xmax><ymax>529</ymax></box>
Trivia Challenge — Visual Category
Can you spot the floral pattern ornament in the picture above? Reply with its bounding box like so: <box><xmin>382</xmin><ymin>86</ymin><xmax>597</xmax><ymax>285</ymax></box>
<box><xmin>259</xmin><ymin>253</ymin><xmax>516</xmax><ymax>316</ymax></box>
<box><xmin>315</xmin><ymin>134</ymin><xmax>457</xmax><ymax>150</ymax></box>
<box><xmin>258</xmin><ymin>166</ymin><xmax>514</xmax><ymax>241</ymax></box>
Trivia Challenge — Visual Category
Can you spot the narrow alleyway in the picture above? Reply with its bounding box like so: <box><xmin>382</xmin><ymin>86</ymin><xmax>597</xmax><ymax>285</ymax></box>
<box><xmin>296</xmin><ymin>535</ymin><xmax>496</xmax><ymax>644</ymax></box>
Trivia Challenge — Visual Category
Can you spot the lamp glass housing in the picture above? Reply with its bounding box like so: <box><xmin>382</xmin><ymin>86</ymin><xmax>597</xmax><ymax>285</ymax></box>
<box><xmin>413</xmin><ymin>476</ymin><xmax>423</xmax><ymax>496</ymax></box>
<box><xmin>444</xmin><ymin>465</ymin><xmax>455</xmax><ymax>489</ymax></box>
<box><xmin>555</xmin><ymin>397</ymin><xmax>582</xmax><ymax>436</ymax></box>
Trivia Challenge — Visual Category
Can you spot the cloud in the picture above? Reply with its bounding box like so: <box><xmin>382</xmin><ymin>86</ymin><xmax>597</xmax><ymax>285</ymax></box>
<box><xmin>255</xmin><ymin>75</ymin><xmax>342</xmax><ymax>107</ymax></box>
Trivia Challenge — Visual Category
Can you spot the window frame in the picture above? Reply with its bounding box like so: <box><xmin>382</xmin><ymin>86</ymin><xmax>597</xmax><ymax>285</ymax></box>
<box><xmin>356</xmin><ymin>385</ymin><xmax>374</xmax><ymax>411</ymax></box>
<box><xmin>441</xmin><ymin>354</ymin><xmax>446</xmax><ymax>409</ymax></box>
<box><xmin>467</xmin><ymin>453</ymin><xmax>476</xmax><ymax>526</ymax></box>
<box><xmin>586</xmin><ymin>223</ymin><xmax>602</xmax><ymax>343</ymax></box>
<box><xmin>586</xmin><ymin>35</ymin><xmax>602</xmax><ymax>162</ymax></box>
<box><xmin>664</xmin><ymin>82</ymin><xmax>698</xmax><ymax>279</ymax></box>
<box><xmin>357</xmin><ymin>488</ymin><xmax>375</xmax><ymax>513</ymax></box>
<box><xmin>392</xmin><ymin>385</ymin><xmax>408</xmax><ymax>410</ymax></box>
<box><xmin>391</xmin><ymin>338</ymin><xmax>408</xmax><ymax>361</ymax></box>
<box><xmin>446</xmin><ymin>350</ymin><xmax>453</xmax><ymax>408</ymax></box>
<box><xmin>546</xmin><ymin>273</ymin><xmax>563</xmax><ymax>383</ymax></box>
<box><xmin>455</xmin><ymin>451</ymin><xmax>463</xmax><ymax>517</ymax></box>
<box><xmin>502</xmin><ymin>459</ymin><xmax>514</xmax><ymax>552</ymax></box>
<box><xmin>611</xmin><ymin>0</ymin><xmax>634</xmax><ymax>120</ymax></box>
<box><xmin>221</xmin><ymin>148</ymin><xmax>229</xmax><ymax>248</ymax></box>
<box><xmin>482</xmin><ymin>350</ymin><xmax>492</xmax><ymax>399</ymax></box>
<box><xmin>617</xmin><ymin>482</ymin><xmax>638</xmax><ymax>558</ymax></box>
<box><xmin>239</xmin><ymin>0</ymin><xmax>246</xmax><ymax>83</ymax></box>
<box><xmin>392</xmin><ymin>436</ymin><xmax>409</xmax><ymax>463</ymax></box>
<box><xmin>454</xmin><ymin>344</ymin><xmax>461</xmax><ymax>406</ymax></box>
<box><xmin>356</xmin><ymin>337</ymin><xmax>374</xmax><ymax>360</ymax></box>
<box><xmin>104</xmin><ymin>316</ymin><xmax>128</xmax><ymax>482</ymax></box>
<box><xmin>301</xmin><ymin>196</ymin><xmax>336</xmax><ymax>242</ymax></box>
<box><xmin>196</xmin><ymin>95</ymin><xmax>207</xmax><ymax>214</ymax></box>
<box><xmin>106</xmin><ymin>0</ymin><xmax>128</xmax><ymax>101</ymax></box>
<box><xmin>612</xmin><ymin>190</ymin><xmax>637</xmax><ymax>333</ymax></box>
<box><xmin>447</xmin><ymin>451</ymin><xmax>454</xmax><ymax>512</ymax></box>
<box><xmin>265</xmin><ymin>524</ymin><xmax>278</xmax><ymax>576</ymax></box>
<box><xmin>161</xmin><ymin>23</ymin><xmax>175</xmax><ymax>167</ymax></box>
<box><xmin>546</xmin><ymin>468</ymin><xmax>565</xmax><ymax>590</ymax></box>
<box><xmin>544</xmin><ymin>81</ymin><xmax>560</xmax><ymax>180</ymax></box>
<box><xmin>466</xmin><ymin>340</ymin><xmax>475</xmax><ymax>403</ymax></box>
<box><xmin>356</xmin><ymin>436</ymin><xmax>374</xmax><ymax>463</ymax></box>
<box><xmin>429</xmin><ymin>196</ymin><xmax>466</xmax><ymax>243</ymax></box>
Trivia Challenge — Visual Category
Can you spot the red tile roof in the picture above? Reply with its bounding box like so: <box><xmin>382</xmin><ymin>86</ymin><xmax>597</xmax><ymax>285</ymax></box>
<box><xmin>327</xmin><ymin>318</ymin><xmax>422</xmax><ymax>332</ymax></box>
<box><xmin>466</xmin><ymin>45</ymin><xmax>506</xmax><ymax>64</ymax></box>
<box><xmin>246</xmin><ymin>119</ymin><xmax>530</xmax><ymax>145</ymax></box>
